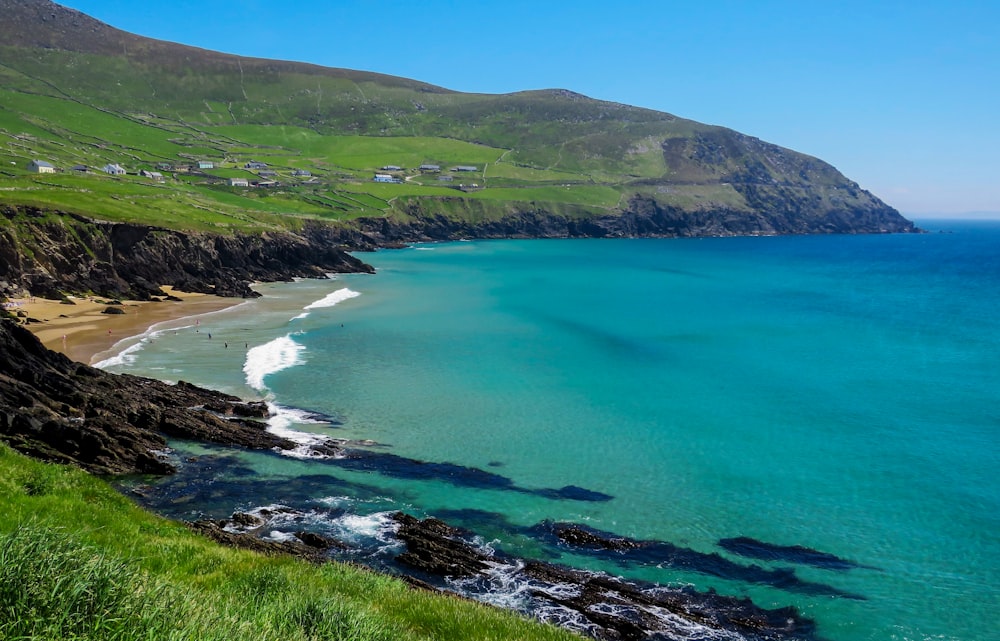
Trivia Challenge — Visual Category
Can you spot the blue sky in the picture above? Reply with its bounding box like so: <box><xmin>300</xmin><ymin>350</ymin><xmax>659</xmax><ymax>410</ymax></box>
<box><xmin>56</xmin><ymin>0</ymin><xmax>1000</xmax><ymax>216</ymax></box>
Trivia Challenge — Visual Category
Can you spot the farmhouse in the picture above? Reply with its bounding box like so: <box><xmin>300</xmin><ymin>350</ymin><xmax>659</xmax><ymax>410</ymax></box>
<box><xmin>373</xmin><ymin>173</ymin><xmax>397</xmax><ymax>183</ymax></box>
<box><xmin>71</xmin><ymin>164</ymin><xmax>88</xmax><ymax>173</ymax></box>
<box><xmin>381</xmin><ymin>165</ymin><xmax>402</xmax><ymax>171</ymax></box>
<box><xmin>102</xmin><ymin>163</ymin><xmax>126</xmax><ymax>175</ymax></box>
<box><xmin>292</xmin><ymin>170</ymin><xmax>312</xmax><ymax>177</ymax></box>
<box><xmin>197</xmin><ymin>161</ymin><xmax>215</xmax><ymax>170</ymax></box>
<box><xmin>140</xmin><ymin>170</ymin><xmax>164</xmax><ymax>181</ymax></box>
<box><xmin>245</xmin><ymin>161</ymin><xmax>268</xmax><ymax>170</ymax></box>
<box><xmin>27</xmin><ymin>159</ymin><xmax>55</xmax><ymax>173</ymax></box>
<box><xmin>453</xmin><ymin>165</ymin><xmax>478</xmax><ymax>172</ymax></box>
<box><xmin>257</xmin><ymin>170</ymin><xmax>278</xmax><ymax>178</ymax></box>
<box><xmin>229</xmin><ymin>177</ymin><xmax>249</xmax><ymax>187</ymax></box>
<box><xmin>419</xmin><ymin>164</ymin><xmax>441</xmax><ymax>171</ymax></box>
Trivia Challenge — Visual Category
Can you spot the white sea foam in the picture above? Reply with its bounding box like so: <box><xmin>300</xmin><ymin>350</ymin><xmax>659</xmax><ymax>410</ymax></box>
<box><xmin>92</xmin><ymin>339</ymin><xmax>149</xmax><ymax>369</ymax></box>
<box><xmin>93</xmin><ymin>323</ymin><xmax>180</xmax><ymax>369</ymax></box>
<box><xmin>290</xmin><ymin>312</ymin><xmax>310</xmax><ymax>321</ymax></box>
<box><xmin>303</xmin><ymin>287</ymin><xmax>360</xmax><ymax>311</ymax></box>
<box><xmin>334</xmin><ymin>512</ymin><xmax>398</xmax><ymax>541</ymax></box>
<box><xmin>264</xmin><ymin>530</ymin><xmax>298</xmax><ymax>543</ymax></box>
<box><xmin>243</xmin><ymin>334</ymin><xmax>306</xmax><ymax>392</ymax></box>
<box><xmin>265</xmin><ymin>403</ymin><xmax>339</xmax><ymax>459</ymax></box>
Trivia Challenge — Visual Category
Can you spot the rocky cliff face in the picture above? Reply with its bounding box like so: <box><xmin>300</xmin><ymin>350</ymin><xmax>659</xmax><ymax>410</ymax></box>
<box><xmin>0</xmin><ymin>206</ymin><xmax>374</xmax><ymax>300</ymax></box>
<box><xmin>353</xmin><ymin>194</ymin><xmax>915</xmax><ymax>245</ymax></box>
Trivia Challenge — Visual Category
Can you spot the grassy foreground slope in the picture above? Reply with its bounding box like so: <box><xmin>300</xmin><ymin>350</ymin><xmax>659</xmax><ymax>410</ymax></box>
<box><xmin>0</xmin><ymin>443</ymin><xmax>579</xmax><ymax>641</ymax></box>
<box><xmin>0</xmin><ymin>0</ymin><xmax>908</xmax><ymax>235</ymax></box>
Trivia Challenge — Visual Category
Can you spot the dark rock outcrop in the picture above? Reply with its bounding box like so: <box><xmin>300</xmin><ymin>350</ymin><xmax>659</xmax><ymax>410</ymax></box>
<box><xmin>391</xmin><ymin>513</ymin><xmax>817</xmax><ymax>641</ymax></box>
<box><xmin>392</xmin><ymin>512</ymin><xmax>492</xmax><ymax>578</ymax></box>
<box><xmin>0</xmin><ymin>318</ymin><xmax>292</xmax><ymax>475</ymax></box>
<box><xmin>188</xmin><ymin>519</ymin><xmax>332</xmax><ymax>563</ymax></box>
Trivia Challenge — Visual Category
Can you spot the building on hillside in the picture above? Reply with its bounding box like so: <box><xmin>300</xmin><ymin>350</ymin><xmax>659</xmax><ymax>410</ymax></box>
<box><xmin>373</xmin><ymin>173</ymin><xmax>397</xmax><ymax>183</ymax></box>
<box><xmin>197</xmin><ymin>161</ymin><xmax>215</xmax><ymax>170</ymax></box>
<box><xmin>155</xmin><ymin>162</ymin><xmax>174</xmax><ymax>171</ymax></box>
<box><xmin>419</xmin><ymin>164</ymin><xmax>441</xmax><ymax>171</ymax></box>
<box><xmin>102</xmin><ymin>163</ymin><xmax>126</xmax><ymax>175</ymax></box>
<box><xmin>292</xmin><ymin>169</ymin><xmax>312</xmax><ymax>177</ymax></box>
<box><xmin>453</xmin><ymin>165</ymin><xmax>478</xmax><ymax>172</ymax></box>
<box><xmin>27</xmin><ymin>159</ymin><xmax>56</xmax><ymax>173</ymax></box>
<box><xmin>140</xmin><ymin>170</ymin><xmax>164</xmax><ymax>181</ymax></box>
<box><xmin>437</xmin><ymin>175</ymin><xmax>454</xmax><ymax>182</ymax></box>
<box><xmin>381</xmin><ymin>165</ymin><xmax>402</xmax><ymax>171</ymax></box>
<box><xmin>229</xmin><ymin>177</ymin><xmax>250</xmax><ymax>187</ymax></box>
<box><xmin>70</xmin><ymin>164</ymin><xmax>88</xmax><ymax>173</ymax></box>
<box><xmin>245</xmin><ymin>161</ymin><xmax>268</xmax><ymax>170</ymax></box>
<box><xmin>254</xmin><ymin>180</ymin><xmax>278</xmax><ymax>188</ymax></box>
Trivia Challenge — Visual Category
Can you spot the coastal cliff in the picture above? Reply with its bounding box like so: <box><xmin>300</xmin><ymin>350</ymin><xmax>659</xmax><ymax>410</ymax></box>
<box><xmin>1</xmin><ymin>201</ymin><xmax>913</xmax><ymax>302</ymax></box>
<box><xmin>357</xmin><ymin>192</ymin><xmax>913</xmax><ymax>244</ymax></box>
<box><xmin>0</xmin><ymin>205</ymin><xmax>374</xmax><ymax>300</ymax></box>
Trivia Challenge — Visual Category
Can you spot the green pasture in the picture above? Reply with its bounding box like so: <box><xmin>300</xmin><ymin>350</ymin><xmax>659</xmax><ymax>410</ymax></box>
<box><xmin>0</xmin><ymin>443</ymin><xmax>581</xmax><ymax>641</ymax></box>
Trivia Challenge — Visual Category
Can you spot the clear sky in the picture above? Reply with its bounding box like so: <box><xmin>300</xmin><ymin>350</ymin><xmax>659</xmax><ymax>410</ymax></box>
<box><xmin>54</xmin><ymin>0</ymin><xmax>1000</xmax><ymax>216</ymax></box>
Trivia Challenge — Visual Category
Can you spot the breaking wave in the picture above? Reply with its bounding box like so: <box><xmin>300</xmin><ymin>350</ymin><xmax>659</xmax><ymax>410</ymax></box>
<box><xmin>243</xmin><ymin>334</ymin><xmax>305</xmax><ymax>392</ymax></box>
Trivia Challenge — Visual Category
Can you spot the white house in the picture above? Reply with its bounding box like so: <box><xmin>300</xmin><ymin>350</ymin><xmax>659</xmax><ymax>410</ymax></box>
<box><xmin>140</xmin><ymin>170</ymin><xmax>164</xmax><ymax>181</ymax></box>
<box><xmin>102</xmin><ymin>163</ymin><xmax>126</xmax><ymax>175</ymax></box>
<box><xmin>373</xmin><ymin>173</ymin><xmax>396</xmax><ymax>183</ymax></box>
<box><xmin>229</xmin><ymin>177</ymin><xmax>249</xmax><ymax>187</ymax></box>
<box><xmin>197</xmin><ymin>161</ymin><xmax>215</xmax><ymax>170</ymax></box>
<box><xmin>28</xmin><ymin>159</ymin><xmax>55</xmax><ymax>173</ymax></box>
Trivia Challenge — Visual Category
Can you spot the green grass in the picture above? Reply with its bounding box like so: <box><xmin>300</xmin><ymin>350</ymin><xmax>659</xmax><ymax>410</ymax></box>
<box><xmin>0</xmin><ymin>39</ymin><xmax>876</xmax><ymax>235</ymax></box>
<box><xmin>0</xmin><ymin>443</ymin><xmax>581</xmax><ymax>641</ymax></box>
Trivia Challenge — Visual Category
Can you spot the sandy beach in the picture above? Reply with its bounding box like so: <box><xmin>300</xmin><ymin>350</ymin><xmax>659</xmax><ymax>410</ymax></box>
<box><xmin>6</xmin><ymin>288</ymin><xmax>243</xmax><ymax>365</ymax></box>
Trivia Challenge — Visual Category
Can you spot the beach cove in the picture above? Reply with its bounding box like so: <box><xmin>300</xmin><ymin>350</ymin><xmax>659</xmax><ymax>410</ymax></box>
<box><xmin>84</xmin><ymin>222</ymin><xmax>1000</xmax><ymax>641</ymax></box>
<box><xmin>11</xmin><ymin>287</ymin><xmax>242</xmax><ymax>365</ymax></box>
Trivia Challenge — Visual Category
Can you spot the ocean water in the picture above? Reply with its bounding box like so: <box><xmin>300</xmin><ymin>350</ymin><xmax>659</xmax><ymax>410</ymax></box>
<box><xmin>103</xmin><ymin>221</ymin><xmax>1000</xmax><ymax>641</ymax></box>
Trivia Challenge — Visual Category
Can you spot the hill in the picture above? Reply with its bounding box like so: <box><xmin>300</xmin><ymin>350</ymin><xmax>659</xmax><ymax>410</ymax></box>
<box><xmin>0</xmin><ymin>0</ymin><xmax>913</xmax><ymax>266</ymax></box>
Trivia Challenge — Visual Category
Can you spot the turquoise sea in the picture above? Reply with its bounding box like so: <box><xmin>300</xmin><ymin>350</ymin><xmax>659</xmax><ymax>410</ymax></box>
<box><xmin>101</xmin><ymin>220</ymin><xmax>1000</xmax><ymax>641</ymax></box>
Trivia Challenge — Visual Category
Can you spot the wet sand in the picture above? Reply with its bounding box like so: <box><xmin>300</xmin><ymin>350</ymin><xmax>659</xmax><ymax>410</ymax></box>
<box><xmin>8</xmin><ymin>288</ymin><xmax>243</xmax><ymax>365</ymax></box>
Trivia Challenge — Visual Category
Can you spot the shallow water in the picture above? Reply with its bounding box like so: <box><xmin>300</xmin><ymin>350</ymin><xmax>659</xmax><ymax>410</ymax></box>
<box><xmin>105</xmin><ymin>221</ymin><xmax>1000</xmax><ymax>641</ymax></box>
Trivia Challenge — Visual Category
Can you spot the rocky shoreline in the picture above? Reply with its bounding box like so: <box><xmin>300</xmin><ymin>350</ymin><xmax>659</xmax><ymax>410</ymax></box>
<box><xmin>154</xmin><ymin>504</ymin><xmax>821</xmax><ymax>641</ymax></box>
<box><xmin>0</xmin><ymin>319</ymin><xmax>289</xmax><ymax>475</ymax></box>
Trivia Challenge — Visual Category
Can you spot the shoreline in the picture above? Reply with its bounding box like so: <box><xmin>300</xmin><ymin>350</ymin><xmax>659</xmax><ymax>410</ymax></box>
<box><xmin>8</xmin><ymin>287</ymin><xmax>244</xmax><ymax>365</ymax></box>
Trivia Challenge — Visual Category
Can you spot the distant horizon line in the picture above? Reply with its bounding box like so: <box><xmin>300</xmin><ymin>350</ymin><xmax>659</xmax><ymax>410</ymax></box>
<box><xmin>905</xmin><ymin>211</ymin><xmax>1000</xmax><ymax>220</ymax></box>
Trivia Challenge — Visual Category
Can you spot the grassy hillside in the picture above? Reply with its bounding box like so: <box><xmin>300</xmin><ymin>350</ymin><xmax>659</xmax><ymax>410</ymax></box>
<box><xmin>0</xmin><ymin>442</ymin><xmax>579</xmax><ymax>641</ymax></box>
<box><xmin>0</xmin><ymin>0</ymin><xmax>906</xmax><ymax>235</ymax></box>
